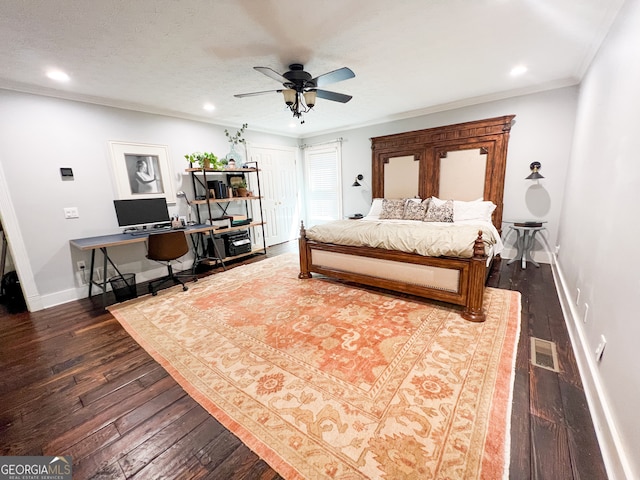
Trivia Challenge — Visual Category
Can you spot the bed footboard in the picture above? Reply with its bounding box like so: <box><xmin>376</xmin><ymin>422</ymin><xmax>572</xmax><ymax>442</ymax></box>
<box><xmin>462</xmin><ymin>234</ymin><xmax>488</xmax><ymax>322</ymax></box>
<box><xmin>298</xmin><ymin>222</ymin><xmax>313</xmax><ymax>279</ymax></box>
<box><xmin>298</xmin><ymin>222</ymin><xmax>487</xmax><ymax>322</ymax></box>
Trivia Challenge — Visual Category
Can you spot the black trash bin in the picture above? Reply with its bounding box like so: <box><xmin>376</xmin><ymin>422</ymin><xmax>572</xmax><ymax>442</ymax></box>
<box><xmin>1</xmin><ymin>271</ymin><xmax>27</xmax><ymax>313</ymax></box>
<box><xmin>108</xmin><ymin>273</ymin><xmax>137</xmax><ymax>302</ymax></box>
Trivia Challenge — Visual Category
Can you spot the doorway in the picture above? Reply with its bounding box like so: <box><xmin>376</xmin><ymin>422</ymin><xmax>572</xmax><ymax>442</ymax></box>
<box><xmin>0</xmin><ymin>158</ymin><xmax>39</xmax><ymax>312</ymax></box>
<box><xmin>247</xmin><ymin>145</ymin><xmax>300</xmax><ymax>247</ymax></box>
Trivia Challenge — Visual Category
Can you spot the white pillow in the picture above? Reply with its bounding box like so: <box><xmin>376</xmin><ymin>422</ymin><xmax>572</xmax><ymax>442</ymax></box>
<box><xmin>366</xmin><ymin>198</ymin><xmax>384</xmax><ymax>218</ymax></box>
<box><xmin>430</xmin><ymin>197</ymin><xmax>495</xmax><ymax>222</ymax></box>
<box><xmin>430</xmin><ymin>196</ymin><xmax>446</xmax><ymax>207</ymax></box>
<box><xmin>454</xmin><ymin>200</ymin><xmax>496</xmax><ymax>222</ymax></box>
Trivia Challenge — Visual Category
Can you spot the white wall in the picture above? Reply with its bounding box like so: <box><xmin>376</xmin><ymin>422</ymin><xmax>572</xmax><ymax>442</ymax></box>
<box><xmin>1</xmin><ymin>41</ymin><xmax>632</xmax><ymax>475</ymax></box>
<box><xmin>305</xmin><ymin>86</ymin><xmax>579</xmax><ymax>262</ymax></box>
<box><xmin>0</xmin><ymin>90</ymin><xmax>297</xmax><ymax>308</ymax></box>
<box><xmin>0</xmin><ymin>85</ymin><xmax>580</xmax><ymax>309</ymax></box>
<box><xmin>554</xmin><ymin>0</ymin><xmax>640</xmax><ymax>477</ymax></box>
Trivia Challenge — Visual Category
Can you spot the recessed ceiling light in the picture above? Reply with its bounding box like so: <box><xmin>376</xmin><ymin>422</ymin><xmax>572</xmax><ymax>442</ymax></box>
<box><xmin>203</xmin><ymin>103</ymin><xmax>215</xmax><ymax>112</ymax></box>
<box><xmin>46</xmin><ymin>70</ymin><xmax>70</xmax><ymax>82</ymax></box>
<box><xmin>510</xmin><ymin>65</ymin><xmax>528</xmax><ymax>76</ymax></box>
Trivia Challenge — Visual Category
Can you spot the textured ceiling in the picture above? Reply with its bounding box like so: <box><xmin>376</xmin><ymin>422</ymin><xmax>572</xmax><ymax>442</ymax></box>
<box><xmin>0</xmin><ymin>0</ymin><xmax>624</xmax><ymax>137</ymax></box>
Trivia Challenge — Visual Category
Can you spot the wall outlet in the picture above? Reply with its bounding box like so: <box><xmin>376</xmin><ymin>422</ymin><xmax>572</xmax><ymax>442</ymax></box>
<box><xmin>76</xmin><ymin>271</ymin><xmax>88</xmax><ymax>285</ymax></box>
<box><xmin>91</xmin><ymin>267</ymin><xmax>116</xmax><ymax>282</ymax></box>
<box><xmin>64</xmin><ymin>207</ymin><xmax>79</xmax><ymax>219</ymax></box>
<box><xmin>555</xmin><ymin>245</ymin><xmax>560</xmax><ymax>254</ymax></box>
<box><xmin>584</xmin><ymin>303</ymin><xmax>589</xmax><ymax>323</ymax></box>
<box><xmin>77</xmin><ymin>260</ymin><xmax>86</xmax><ymax>270</ymax></box>
<box><xmin>576</xmin><ymin>288</ymin><xmax>581</xmax><ymax>306</ymax></box>
<box><xmin>595</xmin><ymin>335</ymin><xmax>606</xmax><ymax>362</ymax></box>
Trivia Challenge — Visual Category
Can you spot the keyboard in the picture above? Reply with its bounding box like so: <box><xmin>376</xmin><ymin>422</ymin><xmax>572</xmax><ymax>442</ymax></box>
<box><xmin>128</xmin><ymin>226</ymin><xmax>172</xmax><ymax>236</ymax></box>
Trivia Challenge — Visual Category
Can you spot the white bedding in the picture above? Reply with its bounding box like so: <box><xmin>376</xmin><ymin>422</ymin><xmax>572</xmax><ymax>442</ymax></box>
<box><xmin>306</xmin><ymin>217</ymin><xmax>503</xmax><ymax>259</ymax></box>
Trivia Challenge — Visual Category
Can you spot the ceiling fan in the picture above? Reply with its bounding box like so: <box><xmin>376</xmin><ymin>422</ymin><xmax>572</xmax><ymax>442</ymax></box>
<box><xmin>234</xmin><ymin>63</ymin><xmax>355</xmax><ymax>122</ymax></box>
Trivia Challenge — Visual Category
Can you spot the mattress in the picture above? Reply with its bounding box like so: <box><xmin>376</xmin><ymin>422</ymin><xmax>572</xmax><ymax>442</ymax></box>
<box><xmin>305</xmin><ymin>217</ymin><xmax>503</xmax><ymax>259</ymax></box>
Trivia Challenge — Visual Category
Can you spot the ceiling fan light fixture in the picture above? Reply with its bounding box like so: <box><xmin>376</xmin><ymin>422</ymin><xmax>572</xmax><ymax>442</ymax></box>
<box><xmin>283</xmin><ymin>89</ymin><xmax>296</xmax><ymax>106</ymax></box>
<box><xmin>303</xmin><ymin>90</ymin><xmax>316</xmax><ymax>108</ymax></box>
<box><xmin>237</xmin><ymin>64</ymin><xmax>355</xmax><ymax>124</ymax></box>
<box><xmin>283</xmin><ymin>89</ymin><xmax>314</xmax><ymax>121</ymax></box>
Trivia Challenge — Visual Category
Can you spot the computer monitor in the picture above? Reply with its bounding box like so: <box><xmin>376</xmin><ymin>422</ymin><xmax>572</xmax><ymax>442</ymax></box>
<box><xmin>113</xmin><ymin>198</ymin><xmax>171</xmax><ymax>228</ymax></box>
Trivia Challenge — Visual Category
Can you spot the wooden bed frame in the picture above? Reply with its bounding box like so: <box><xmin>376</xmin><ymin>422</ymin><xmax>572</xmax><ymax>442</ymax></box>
<box><xmin>298</xmin><ymin>115</ymin><xmax>515</xmax><ymax>322</ymax></box>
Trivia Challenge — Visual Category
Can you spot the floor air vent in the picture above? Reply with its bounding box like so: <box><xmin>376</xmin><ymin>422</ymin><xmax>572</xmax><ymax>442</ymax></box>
<box><xmin>530</xmin><ymin>337</ymin><xmax>559</xmax><ymax>372</ymax></box>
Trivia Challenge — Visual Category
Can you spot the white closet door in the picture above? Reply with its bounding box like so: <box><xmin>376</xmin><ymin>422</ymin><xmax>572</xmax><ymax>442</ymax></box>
<box><xmin>248</xmin><ymin>145</ymin><xmax>299</xmax><ymax>247</ymax></box>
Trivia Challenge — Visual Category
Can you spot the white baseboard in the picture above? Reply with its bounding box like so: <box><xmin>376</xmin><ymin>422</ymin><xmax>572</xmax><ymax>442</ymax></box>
<box><xmin>39</xmin><ymin>262</ymin><xmax>196</xmax><ymax>309</ymax></box>
<box><xmin>552</xmin><ymin>257</ymin><xmax>634</xmax><ymax>480</ymax></box>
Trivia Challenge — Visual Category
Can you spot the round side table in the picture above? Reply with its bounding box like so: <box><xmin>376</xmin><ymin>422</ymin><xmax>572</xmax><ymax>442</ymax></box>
<box><xmin>504</xmin><ymin>222</ymin><xmax>547</xmax><ymax>269</ymax></box>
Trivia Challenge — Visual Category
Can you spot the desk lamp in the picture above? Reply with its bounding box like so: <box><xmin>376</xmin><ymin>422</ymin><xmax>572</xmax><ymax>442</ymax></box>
<box><xmin>176</xmin><ymin>191</ymin><xmax>194</xmax><ymax>224</ymax></box>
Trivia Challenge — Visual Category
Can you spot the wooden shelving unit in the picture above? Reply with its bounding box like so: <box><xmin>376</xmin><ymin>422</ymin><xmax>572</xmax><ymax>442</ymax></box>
<box><xmin>199</xmin><ymin>247</ymin><xmax>266</xmax><ymax>266</ymax></box>
<box><xmin>186</xmin><ymin>165</ymin><xmax>267</xmax><ymax>268</ymax></box>
<box><xmin>184</xmin><ymin>167</ymin><xmax>258</xmax><ymax>173</ymax></box>
<box><xmin>213</xmin><ymin>221</ymin><xmax>265</xmax><ymax>234</ymax></box>
<box><xmin>191</xmin><ymin>196</ymin><xmax>261</xmax><ymax>205</ymax></box>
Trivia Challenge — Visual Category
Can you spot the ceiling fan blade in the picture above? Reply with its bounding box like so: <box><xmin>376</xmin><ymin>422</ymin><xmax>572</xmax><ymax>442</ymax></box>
<box><xmin>254</xmin><ymin>66</ymin><xmax>289</xmax><ymax>84</ymax></box>
<box><xmin>234</xmin><ymin>89</ymin><xmax>282</xmax><ymax>98</ymax></box>
<box><xmin>315</xmin><ymin>89</ymin><xmax>352</xmax><ymax>103</ymax></box>
<box><xmin>312</xmin><ymin>67</ymin><xmax>355</xmax><ymax>87</ymax></box>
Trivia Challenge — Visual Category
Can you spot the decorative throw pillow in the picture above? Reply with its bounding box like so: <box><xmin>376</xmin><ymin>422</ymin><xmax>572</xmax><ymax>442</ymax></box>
<box><xmin>424</xmin><ymin>199</ymin><xmax>454</xmax><ymax>222</ymax></box>
<box><xmin>403</xmin><ymin>198</ymin><xmax>429</xmax><ymax>220</ymax></box>
<box><xmin>379</xmin><ymin>198</ymin><xmax>406</xmax><ymax>219</ymax></box>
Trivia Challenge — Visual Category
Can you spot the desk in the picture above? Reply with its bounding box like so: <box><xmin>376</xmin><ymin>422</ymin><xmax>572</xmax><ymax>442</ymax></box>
<box><xmin>70</xmin><ymin>224</ymin><xmax>219</xmax><ymax>306</ymax></box>
<box><xmin>503</xmin><ymin>222</ymin><xmax>547</xmax><ymax>269</ymax></box>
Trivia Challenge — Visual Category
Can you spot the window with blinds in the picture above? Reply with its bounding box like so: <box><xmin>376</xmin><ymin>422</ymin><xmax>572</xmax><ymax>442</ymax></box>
<box><xmin>303</xmin><ymin>142</ymin><xmax>342</xmax><ymax>226</ymax></box>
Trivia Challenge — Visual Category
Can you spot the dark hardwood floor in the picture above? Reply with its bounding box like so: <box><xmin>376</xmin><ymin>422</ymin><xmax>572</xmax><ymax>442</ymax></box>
<box><xmin>0</xmin><ymin>243</ymin><xmax>607</xmax><ymax>479</ymax></box>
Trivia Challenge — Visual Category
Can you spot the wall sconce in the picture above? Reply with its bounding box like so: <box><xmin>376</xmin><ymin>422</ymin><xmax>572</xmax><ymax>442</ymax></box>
<box><xmin>352</xmin><ymin>174</ymin><xmax>364</xmax><ymax>187</ymax></box>
<box><xmin>526</xmin><ymin>162</ymin><xmax>544</xmax><ymax>180</ymax></box>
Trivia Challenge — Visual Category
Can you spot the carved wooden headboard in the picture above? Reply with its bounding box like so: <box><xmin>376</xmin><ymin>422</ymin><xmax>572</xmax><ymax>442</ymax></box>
<box><xmin>370</xmin><ymin>115</ymin><xmax>515</xmax><ymax>232</ymax></box>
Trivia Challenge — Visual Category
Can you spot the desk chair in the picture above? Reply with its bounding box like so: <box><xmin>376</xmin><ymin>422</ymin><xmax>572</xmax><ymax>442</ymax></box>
<box><xmin>146</xmin><ymin>231</ymin><xmax>196</xmax><ymax>296</ymax></box>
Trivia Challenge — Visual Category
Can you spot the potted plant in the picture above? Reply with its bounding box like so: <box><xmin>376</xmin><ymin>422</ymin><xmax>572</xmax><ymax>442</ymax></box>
<box><xmin>234</xmin><ymin>179</ymin><xmax>248</xmax><ymax>197</ymax></box>
<box><xmin>184</xmin><ymin>151</ymin><xmax>220</xmax><ymax>169</ymax></box>
<box><xmin>224</xmin><ymin>123</ymin><xmax>248</xmax><ymax>145</ymax></box>
<box><xmin>224</xmin><ymin>123</ymin><xmax>248</xmax><ymax>163</ymax></box>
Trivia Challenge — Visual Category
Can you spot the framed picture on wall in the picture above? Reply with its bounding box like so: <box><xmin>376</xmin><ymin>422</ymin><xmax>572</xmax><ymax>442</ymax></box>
<box><xmin>108</xmin><ymin>141</ymin><xmax>176</xmax><ymax>203</ymax></box>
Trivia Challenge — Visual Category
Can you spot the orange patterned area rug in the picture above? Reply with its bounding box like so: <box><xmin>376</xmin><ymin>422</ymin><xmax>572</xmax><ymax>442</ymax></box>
<box><xmin>109</xmin><ymin>253</ymin><xmax>521</xmax><ymax>479</ymax></box>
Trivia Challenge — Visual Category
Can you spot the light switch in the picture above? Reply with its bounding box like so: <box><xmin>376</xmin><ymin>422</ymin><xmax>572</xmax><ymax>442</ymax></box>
<box><xmin>64</xmin><ymin>207</ymin><xmax>79</xmax><ymax>219</ymax></box>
